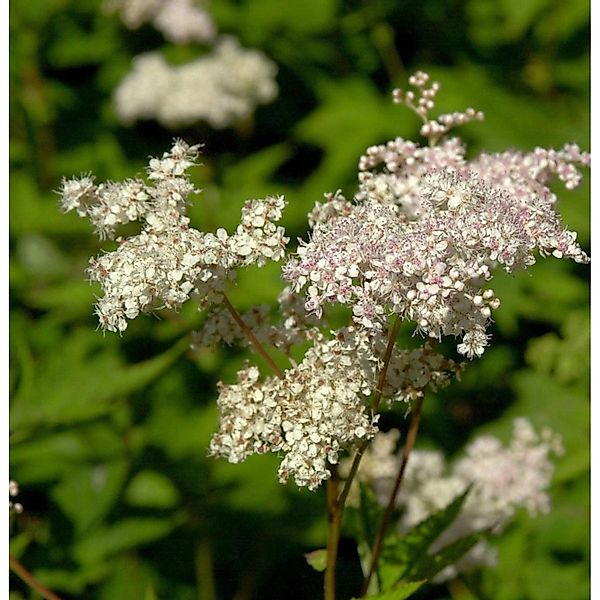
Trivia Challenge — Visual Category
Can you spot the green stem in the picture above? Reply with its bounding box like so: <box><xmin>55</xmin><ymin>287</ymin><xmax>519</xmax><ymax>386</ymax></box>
<box><xmin>361</xmin><ymin>394</ymin><xmax>426</xmax><ymax>595</ymax></box>
<box><xmin>9</xmin><ymin>554</ymin><xmax>63</xmax><ymax>600</ymax></box>
<box><xmin>195</xmin><ymin>537</ymin><xmax>217</xmax><ymax>600</ymax></box>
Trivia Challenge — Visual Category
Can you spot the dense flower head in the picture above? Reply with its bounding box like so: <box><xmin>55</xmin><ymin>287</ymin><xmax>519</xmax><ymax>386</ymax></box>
<box><xmin>209</xmin><ymin>328</ymin><xmax>380</xmax><ymax>490</ymax></box>
<box><xmin>114</xmin><ymin>38</ymin><xmax>278</xmax><ymax>129</ymax></box>
<box><xmin>60</xmin><ymin>141</ymin><xmax>288</xmax><ymax>332</ymax></box>
<box><xmin>209</xmin><ymin>319</ymin><xmax>462</xmax><ymax>489</ymax></box>
<box><xmin>345</xmin><ymin>418</ymin><xmax>562</xmax><ymax>579</ymax></box>
<box><xmin>284</xmin><ymin>73</ymin><xmax>590</xmax><ymax>358</ymax></box>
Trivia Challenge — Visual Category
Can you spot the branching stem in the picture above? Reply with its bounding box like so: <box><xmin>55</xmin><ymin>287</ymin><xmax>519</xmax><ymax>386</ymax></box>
<box><xmin>221</xmin><ymin>293</ymin><xmax>285</xmax><ymax>379</ymax></box>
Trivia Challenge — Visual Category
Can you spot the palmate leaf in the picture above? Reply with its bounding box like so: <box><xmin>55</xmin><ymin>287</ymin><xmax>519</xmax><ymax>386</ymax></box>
<box><xmin>10</xmin><ymin>326</ymin><xmax>188</xmax><ymax>432</ymax></box>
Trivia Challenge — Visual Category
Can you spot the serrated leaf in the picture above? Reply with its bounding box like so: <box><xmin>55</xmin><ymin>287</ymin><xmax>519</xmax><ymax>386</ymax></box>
<box><xmin>10</xmin><ymin>329</ymin><xmax>188</xmax><ymax>432</ymax></box>
<box><xmin>407</xmin><ymin>530</ymin><xmax>486</xmax><ymax>581</ymax></box>
<box><xmin>378</xmin><ymin>488</ymin><xmax>471</xmax><ymax>589</ymax></box>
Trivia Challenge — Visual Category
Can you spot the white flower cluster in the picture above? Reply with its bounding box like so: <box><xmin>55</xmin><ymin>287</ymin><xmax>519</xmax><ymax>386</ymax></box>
<box><xmin>59</xmin><ymin>140</ymin><xmax>288</xmax><ymax>332</ymax></box>
<box><xmin>381</xmin><ymin>342</ymin><xmax>464</xmax><ymax>404</ymax></box>
<box><xmin>209</xmin><ymin>320</ymin><xmax>462</xmax><ymax>489</ymax></box>
<box><xmin>114</xmin><ymin>37</ymin><xmax>278</xmax><ymax>129</ymax></box>
<box><xmin>346</xmin><ymin>418</ymin><xmax>562</xmax><ymax>580</ymax></box>
<box><xmin>284</xmin><ymin>73</ymin><xmax>590</xmax><ymax>358</ymax></box>
<box><xmin>105</xmin><ymin>0</ymin><xmax>216</xmax><ymax>43</ymax></box>
<box><xmin>209</xmin><ymin>328</ymin><xmax>380</xmax><ymax>490</ymax></box>
<box><xmin>357</xmin><ymin>137</ymin><xmax>466</xmax><ymax>220</ymax></box>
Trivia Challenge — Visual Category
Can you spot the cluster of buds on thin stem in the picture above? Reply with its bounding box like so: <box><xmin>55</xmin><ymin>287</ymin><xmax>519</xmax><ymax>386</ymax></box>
<box><xmin>392</xmin><ymin>71</ymin><xmax>484</xmax><ymax>144</ymax></box>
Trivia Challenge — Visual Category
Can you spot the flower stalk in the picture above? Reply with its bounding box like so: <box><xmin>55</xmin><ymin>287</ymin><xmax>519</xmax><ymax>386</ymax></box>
<box><xmin>9</xmin><ymin>554</ymin><xmax>63</xmax><ymax>600</ymax></box>
<box><xmin>324</xmin><ymin>316</ymin><xmax>402</xmax><ymax>600</ymax></box>
<box><xmin>361</xmin><ymin>394</ymin><xmax>426</xmax><ymax>595</ymax></box>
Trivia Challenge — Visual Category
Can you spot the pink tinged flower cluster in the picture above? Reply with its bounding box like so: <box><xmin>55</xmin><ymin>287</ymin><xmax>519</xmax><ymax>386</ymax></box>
<box><xmin>209</xmin><ymin>328</ymin><xmax>380</xmax><ymax>490</ymax></box>
<box><xmin>285</xmin><ymin>143</ymin><xmax>589</xmax><ymax>357</ymax></box>
<box><xmin>59</xmin><ymin>140</ymin><xmax>288</xmax><ymax>332</ymax></box>
<box><xmin>399</xmin><ymin>419</ymin><xmax>562</xmax><ymax>581</ymax></box>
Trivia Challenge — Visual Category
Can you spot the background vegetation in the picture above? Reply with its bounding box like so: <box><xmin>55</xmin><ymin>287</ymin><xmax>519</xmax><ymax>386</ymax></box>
<box><xmin>9</xmin><ymin>0</ymin><xmax>590</xmax><ymax>598</ymax></box>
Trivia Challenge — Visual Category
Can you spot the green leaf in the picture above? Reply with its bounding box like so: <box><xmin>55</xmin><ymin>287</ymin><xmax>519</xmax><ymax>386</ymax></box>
<box><xmin>379</xmin><ymin>488</ymin><xmax>471</xmax><ymax>589</ymax></box>
<box><xmin>237</xmin><ymin>0</ymin><xmax>339</xmax><ymax>45</ymax></box>
<box><xmin>73</xmin><ymin>516</ymin><xmax>182</xmax><ymax>565</ymax></box>
<box><xmin>125</xmin><ymin>471</ymin><xmax>180</xmax><ymax>509</ymax></box>
<box><xmin>51</xmin><ymin>460</ymin><xmax>129</xmax><ymax>536</ymax></box>
<box><xmin>407</xmin><ymin>530</ymin><xmax>485</xmax><ymax>581</ymax></box>
<box><xmin>10</xmin><ymin>328</ymin><xmax>188</xmax><ymax>432</ymax></box>
<box><xmin>358</xmin><ymin>483</ymin><xmax>385</xmax><ymax>548</ymax></box>
<box><xmin>10</xmin><ymin>424</ymin><xmax>127</xmax><ymax>484</ymax></box>
<box><xmin>356</xmin><ymin>579</ymin><xmax>425</xmax><ymax>600</ymax></box>
<box><xmin>98</xmin><ymin>555</ymin><xmax>157</xmax><ymax>600</ymax></box>
<box><xmin>29</xmin><ymin>563</ymin><xmax>109</xmax><ymax>595</ymax></box>
<box><xmin>305</xmin><ymin>549</ymin><xmax>327</xmax><ymax>572</ymax></box>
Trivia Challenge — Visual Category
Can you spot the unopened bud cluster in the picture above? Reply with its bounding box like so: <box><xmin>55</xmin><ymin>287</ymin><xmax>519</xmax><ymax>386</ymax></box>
<box><xmin>392</xmin><ymin>71</ymin><xmax>484</xmax><ymax>143</ymax></box>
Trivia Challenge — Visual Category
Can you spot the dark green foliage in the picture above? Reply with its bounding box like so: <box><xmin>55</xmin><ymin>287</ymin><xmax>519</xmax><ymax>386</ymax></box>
<box><xmin>9</xmin><ymin>0</ymin><xmax>589</xmax><ymax>598</ymax></box>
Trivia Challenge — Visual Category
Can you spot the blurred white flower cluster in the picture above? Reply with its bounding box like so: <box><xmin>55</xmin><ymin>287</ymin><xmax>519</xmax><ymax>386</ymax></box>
<box><xmin>345</xmin><ymin>418</ymin><xmax>563</xmax><ymax>580</ymax></box>
<box><xmin>106</xmin><ymin>0</ymin><xmax>278</xmax><ymax>129</ymax></box>
<box><xmin>284</xmin><ymin>73</ymin><xmax>590</xmax><ymax>358</ymax></box>
<box><xmin>114</xmin><ymin>38</ymin><xmax>278</xmax><ymax>129</ymax></box>
<box><xmin>105</xmin><ymin>0</ymin><xmax>216</xmax><ymax>43</ymax></box>
<box><xmin>59</xmin><ymin>140</ymin><xmax>287</xmax><ymax>332</ymax></box>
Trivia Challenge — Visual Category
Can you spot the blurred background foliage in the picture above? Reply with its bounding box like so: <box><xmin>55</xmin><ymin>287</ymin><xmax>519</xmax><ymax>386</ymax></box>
<box><xmin>9</xmin><ymin>0</ymin><xmax>589</xmax><ymax>598</ymax></box>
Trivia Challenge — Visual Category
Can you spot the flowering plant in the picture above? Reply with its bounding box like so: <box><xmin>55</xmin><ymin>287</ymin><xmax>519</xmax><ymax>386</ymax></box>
<box><xmin>57</xmin><ymin>71</ymin><xmax>589</xmax><ymax>599</ymax></box>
